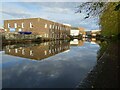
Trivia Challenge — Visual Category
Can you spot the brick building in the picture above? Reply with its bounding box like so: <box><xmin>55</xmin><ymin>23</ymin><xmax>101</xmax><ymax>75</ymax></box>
<box><xmin>4</xmin><ymin>18</ymin><xmax>71</xmax><ymax>40</ymax></box>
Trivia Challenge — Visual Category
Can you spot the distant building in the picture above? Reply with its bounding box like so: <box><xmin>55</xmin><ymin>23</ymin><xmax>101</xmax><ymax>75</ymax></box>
<box><xmin>91</xmin><ymin>30</ymin><xmax>101</xmax><ymax>37</ymax></box>
<box><xmin>86</xmin><ymin>30</ymin><xmax>101</xmax><ymax>37</ymax></box>
<box><xmin>70</xmin><ymin>27</ymin><xmax>80</xmax><ymax>36</ymax></box>
<box><xmin>70</xmin><ymin>27</ymin><xmax>86</xmax><ymax>37</ymax></box>
<box><xmin>4</xmin><ymin>18</ymin><xmax>71</xmax><ymax>40</ymax></box>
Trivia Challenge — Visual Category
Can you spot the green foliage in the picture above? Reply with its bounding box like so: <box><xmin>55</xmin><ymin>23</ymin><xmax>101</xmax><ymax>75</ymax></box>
<box><xmin>77</xmin><ymin>2</ymin><xmax>120</xmax><ymax>37</ymax></box>
<box><xmin>100</xmin><ymin>2</ymin><xmax>120</xmax><ymax>37</ymax></box>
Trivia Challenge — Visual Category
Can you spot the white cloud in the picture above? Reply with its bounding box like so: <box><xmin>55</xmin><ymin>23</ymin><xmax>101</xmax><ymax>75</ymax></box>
<box><xmin>0</xmin><ymin>2</ymin><xmax>100</xmax><ymax>30</ymax></box>
<box><xmin>1</xmin><ymin>0</ymin><xmax>90</xmax><ymax>2</ymax></box>
<box><xmin>44</xmin><ymin>7</ymin><xmax>71</xmax><ymax>14</ymax></box>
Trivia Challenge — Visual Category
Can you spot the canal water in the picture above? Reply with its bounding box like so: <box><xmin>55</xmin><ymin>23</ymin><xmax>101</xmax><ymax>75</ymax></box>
<box><xmin>1</xmin><ymin>39</ymin><xmax>100</xmax><ymax>88</ymax></box>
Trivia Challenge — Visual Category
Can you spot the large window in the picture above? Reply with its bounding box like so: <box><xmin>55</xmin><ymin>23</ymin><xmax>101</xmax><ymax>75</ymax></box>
<box><xmin>14</xmin><ymin>23</ymin><xmax>17</xmax><ymax>28</ymax></box>
<box><xmin>22</xmin><ymin>23</ymin><xmax>24</xmax><ymax>28</ymax></box>
<box><xmin>60</xmin><ymin>26</ymin><xmax>61</xmax><ymax>30</ymax></box>
<box><xmin>45</xmin><ymin>24</ymin><xmax>47</xmax><ymax>28</ymax></box>
<box><xmin>46</xmin><ymin>34</ymin><xmax>48</xmax><ymax>37</ymax></box>
<box><xmin>30</xmin><ymin>22</ymin><xmax>33</xmax><ymax>28</ymax></box>
<box><xmin>56</xmin><ymin>26</ymin><xmax>57</xmax><ymax>29</ymax></box>
<box><xmin>8</xmin><ymin>23</ymin><xmax>10</xmax><ymax>28</ymax></box>
<box><xmin>49</xmin><ymin>25</ymin><xmax>52</xmax><ymax>29</ymax></box>
<box><xmin>52</xmin><ymin>25</ymin><xmax>54</xmax><ymax>29</ymax></box>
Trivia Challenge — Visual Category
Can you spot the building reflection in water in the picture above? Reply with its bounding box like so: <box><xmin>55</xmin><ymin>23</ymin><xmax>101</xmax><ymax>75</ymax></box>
<box><xmin>70</xmin><ymin>39</ymin><xmax>85</xmax><ymax>46</ymax></box>
<box><xmin>4</xmin><ymin>38</ymin><xmax>100</xmax><ymax>60</ymax></box>
<box><xmin>70</xmin><ymin>38</ymin><xmax>101</xmax><ymax>46</ymax></box>
<box><xmin>5</xmin><ymin>41</ymin><xmax>70</xmax><ymax>60</ymax></box>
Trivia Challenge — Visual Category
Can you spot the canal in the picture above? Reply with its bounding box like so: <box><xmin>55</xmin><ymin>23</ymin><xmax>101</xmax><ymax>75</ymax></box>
<box><xmin>1</xmin><ymin>38</ymin><xmax>117</xmax><ymax>88</ymax></box>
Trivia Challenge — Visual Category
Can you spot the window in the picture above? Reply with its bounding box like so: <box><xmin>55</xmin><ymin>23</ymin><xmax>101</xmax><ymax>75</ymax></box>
<box><xmin>60</xmin><ymin>27</ymin><xmax>61</xmax><ymax>30</ymax></box>
<box><xmin>8</xmin><ymin>23</ymin><xmax>10</xmax><ymax>28</ymax></box>
<box><xmin>52</xmin><ymin>25</ymin><xmax>54</xmax><ymax>29</ymax></box>
<box><xmin>56</xmin><ymin>26</ymin><xmax>57</xmax><ymax>29</ymax></box>
<box><xmin>46</xmin><ymin>34</ymin><xmax>48</xmax><ymax>37</ymax></box>
<box><xmin>49</xmin><ymin>25</ymin><xmax>52</xmax><ymax>29</ymax></box>
<box><xmin>44</xmin><ymin>34</ymin><xmax>46</xmax><ymax>37</ymax></box>
<box><xmin>45</xmin><ymin>24</ymin><xmax>47</xmax><ymax>28</ymax></box>
<box><xmin>30</xmin><ymin>22</ymin><xmax>33</xmax><ymax>28</ymax></box>
<box><xmin>14</xmin><ymin>23</ymin><xmax>17</xmax><ymax>28</ymax></box>
<box><xmin>22</xmin><ymin>23</ymin><xmax>24</xmax><ymax>28</ymax></box>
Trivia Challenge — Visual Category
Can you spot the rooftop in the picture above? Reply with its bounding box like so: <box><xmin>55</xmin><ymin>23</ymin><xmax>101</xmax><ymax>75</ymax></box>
<box><xmin>4</xmin><ymin>17</ymin><xmax>71</xmax><ymax>27</ymax></box>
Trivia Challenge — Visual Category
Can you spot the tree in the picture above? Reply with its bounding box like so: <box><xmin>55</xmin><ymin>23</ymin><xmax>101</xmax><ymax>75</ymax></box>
<box><xmin>76</xmin><ymin>2</ymin><xmax>108</xmax><ymax>19</ymax></box>
<box><xmin>76</xmin><ymin>2</ymin><xmax>120</xmax><ymax>19</ymax></box>
<box><xmin>100</xmin><ymin>3</ymin><xmax>120</xmax><ymax>37</ymax></box>
<box><xmin>76</xmin><ymin>2</ymin><xmax>120</xmax><ymax>37</ymax></box>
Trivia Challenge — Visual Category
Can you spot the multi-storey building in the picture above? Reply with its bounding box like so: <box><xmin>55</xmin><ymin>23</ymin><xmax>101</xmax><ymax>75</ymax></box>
<box><xmin>70</xmin><ymin>27</ymin><xmax>86</xmax><ymax>37</ymax></box>
<box><xmin>4</xmin><ymin>18</ymin><xmax>71</xmax><ymax>40</ymax></box>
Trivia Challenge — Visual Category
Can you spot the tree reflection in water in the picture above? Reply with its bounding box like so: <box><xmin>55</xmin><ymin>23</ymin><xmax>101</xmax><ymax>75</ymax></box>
<box><xmin>77</xmin><ymin>40</ymin><xmax>119</xmax><ymax>88</ymax></box>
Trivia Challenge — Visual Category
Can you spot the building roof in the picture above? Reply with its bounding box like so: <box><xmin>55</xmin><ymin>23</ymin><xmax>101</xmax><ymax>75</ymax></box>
<box><xmin>63</xmin><ymin>23</ymin><xmax>71</xmax><ymax>27</ymax></box>
<box><xmin>71</xmin><ymin>27</ymin><xmax>85</xmax><ymax>30</ymax></box>
<box><xmin>4</xmin><ymin>17</ymin><xmax>71</xmax><ymax>27</ymax></box>
<box><xmin>71</xmin><ymin>27</ymin><xmax>79</xmax><ymax>30</ymax></box>
<box><xmin>91</xmin><ymin>30</ymin><xmax>101</xmax><ymax>32</ymax></box>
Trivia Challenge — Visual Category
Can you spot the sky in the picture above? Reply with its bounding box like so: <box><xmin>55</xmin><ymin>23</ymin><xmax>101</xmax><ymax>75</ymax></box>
<box><xmin>0</xmin><ymin>2</ymin><xmax>100</xmax><ymax>30</ymax></box>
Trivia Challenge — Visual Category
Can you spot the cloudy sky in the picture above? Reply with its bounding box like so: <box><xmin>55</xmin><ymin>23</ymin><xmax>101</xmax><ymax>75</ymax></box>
<box><xmin>0</xmin><ymin>1</ymin><xmax>100</xmax><ymax>30</ymax></box>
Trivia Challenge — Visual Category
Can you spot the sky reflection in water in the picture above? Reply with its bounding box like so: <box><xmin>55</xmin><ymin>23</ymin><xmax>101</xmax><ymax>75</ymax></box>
<box><xmin>2</xmin><ymin>40</ymin><xmax>100</xmax><ymax>88</ymax></box>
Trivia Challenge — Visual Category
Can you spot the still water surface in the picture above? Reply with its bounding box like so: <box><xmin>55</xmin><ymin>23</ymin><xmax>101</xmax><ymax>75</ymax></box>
<box><xmin>2</xmin><ymin>39</ymin><xmax>100</xmax><ymax>88</ymax></box>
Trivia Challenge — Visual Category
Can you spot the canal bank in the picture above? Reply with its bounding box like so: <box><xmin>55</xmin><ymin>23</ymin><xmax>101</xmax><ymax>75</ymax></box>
<box><xmin>1</xmin><ymin>33</ymin><xmax>71</xmax><ymax>45</ymax></box>
<box><xmin>76</xmin><ymin>39</ymin><xmax>119</xmax><ymax>88</ymax></box>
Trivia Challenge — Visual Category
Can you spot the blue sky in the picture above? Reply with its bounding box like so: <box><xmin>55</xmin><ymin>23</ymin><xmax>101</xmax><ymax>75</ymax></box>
<box><xmin>0</xmin><ymin>2</ymin><xmax>100</xmax><ymax>30</ymax></box>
